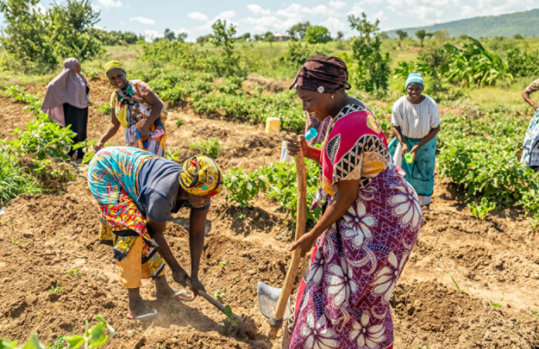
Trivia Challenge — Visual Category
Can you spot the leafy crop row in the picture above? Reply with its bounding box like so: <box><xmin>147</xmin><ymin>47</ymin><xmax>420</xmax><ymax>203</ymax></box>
<box><xmin>224</xmin><ymin>160</ymin><xmax>321</xmax><ymax>226</ymax></box>
<box><xmin>0</xmin><ymin>86</ymin><xmax>76</xmax><ymax>205</ymax></box>
<box><xmin>437</xmin><ymin>109</ymin><xmax>539</xmax><ymax>223</ymax></box>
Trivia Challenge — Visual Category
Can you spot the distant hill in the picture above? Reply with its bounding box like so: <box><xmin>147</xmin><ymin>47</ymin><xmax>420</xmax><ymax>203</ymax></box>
<box><xmin>386</xmin><ymin>8</ymin><xmax>539</xmax><ymax>38</ymax></box>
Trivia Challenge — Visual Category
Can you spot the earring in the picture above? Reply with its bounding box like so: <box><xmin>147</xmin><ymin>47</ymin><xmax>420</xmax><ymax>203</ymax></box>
<box><xmin>331</xmin><ymin>95</ymin><xmax>335</xmax><ymax>100</ymax></box>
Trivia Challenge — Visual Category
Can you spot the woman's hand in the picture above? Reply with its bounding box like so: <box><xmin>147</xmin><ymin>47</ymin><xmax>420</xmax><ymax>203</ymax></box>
<box><xmin>138</xmin><ymin>124</ymin><xmax>150</xmax><ymax>142</ymax></box>
<box><xmin>189</xmin><ymin>277</ymin><xmax>206</xmax><ymax>297</ymax></box>
<box><xmin>285</xmin><ymin>134</ymin><xmax>307</xmax><ymax>156</ymax></box>
<box><xmin>94</xmin><ymin>141</ymin><xmax>105</xmax><ymax>152</ymax></box>
<box><xmin>410</xmin><ymin>145</ymin><xmax>420</xmax><ymax>160</ymax></box>
<box><xmin>289</xmin><ymin>231</ymin><xmax>317</xmax><ymax>257</ymax></box>
<box><xmin>401</xmin><ymin>143</ymin><xmax>409</xmax><ymax>157</ymax></box>
<box><xmin>172</xmin><ymin>268</ymin><xmax>189</xmax><ymax>286</ymax></box>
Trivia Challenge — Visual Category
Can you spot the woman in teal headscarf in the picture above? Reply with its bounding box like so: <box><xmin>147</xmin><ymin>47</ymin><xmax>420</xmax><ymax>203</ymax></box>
<box><xmin>389</xmin><ymin>73</ymin><xmax>441</xmax><ymax>206</ymax></box>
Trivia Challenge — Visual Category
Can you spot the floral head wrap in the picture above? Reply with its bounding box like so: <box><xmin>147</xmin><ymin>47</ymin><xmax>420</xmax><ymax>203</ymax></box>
<box><xmin>179</xmin><ymin>155</ymin><xmax>222</xmax><ymax>197</ymax></box>
<box><xmin>104</xmin><ymin>60</ymin><xmax>125</xmax><ymax>73</ymax></box>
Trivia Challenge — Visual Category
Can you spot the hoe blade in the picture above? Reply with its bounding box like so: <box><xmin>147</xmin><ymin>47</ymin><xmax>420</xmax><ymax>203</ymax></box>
<box><xmin>257</xmin><ymin>281</ymin><xmax>290</xmax><ymax>319</ymax></box>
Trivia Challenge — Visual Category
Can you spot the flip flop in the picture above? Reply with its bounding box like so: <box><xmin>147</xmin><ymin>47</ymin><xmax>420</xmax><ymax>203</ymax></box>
<box><xmin>126</xmin><ymin>308</ymin><xmax>158</xmax><ymax>320</ymax></box>
<box><xmin>174</xmin><ymin>289</ymin><xmax>195</xmax><ymax>302</ymax></box>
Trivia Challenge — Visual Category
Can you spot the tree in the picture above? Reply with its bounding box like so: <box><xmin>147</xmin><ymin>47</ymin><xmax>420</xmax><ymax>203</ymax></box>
<box><xmin>396</xmin><ymin>30</ymin><xmax>408</xmax><ymax>41</ymax></box>
<box><xmin>196</xmin><ymin>34</ymin><xmax>212</xmax><ymax>44</ymax></box>
<box><xmin>336</xmin><ymin>31</ymin><xmax>344</xmax><ymax>41</ymax></box>
<box><xmin>45</xmin><ymin>0</ymin><xmax>102</xmax><ymax>61</ymax></box>
<box><xmin>263</xmin><ymin>31</ymin><xmax>275</xmax><ymax>43</ymax></box>
<box><xmin>237</xmin><ymin>32</ymin><xmax>251</xmax><ymax>41</ymax></box>
<box><xmin>0</xmin><ymin>0</ymin><xmax>55</xmax><ymax>69</ymax></box>
<box><xmin>415</xmin><ymin>29</ymin><xmax>428</xmax><ymax>47</ymax></box>
<box><xmin>287</xmin><ymin>21</ymin><xmax>311</xmax><ymax>41</ymax></box>
<box><xmin>0</xmin><ymin>0</ymin><xmax>102</xmax><ymax>71</ymax></box>
<box><xmin>304</xmin><ymin>25</ymin><xmax>332</xmax><ymax>44</ymax></box>
<box><xmin>347</xmin><ymin>12</ymin><xmax>390</xmax><ymax>92</ymax></box>
<box><xmin>164</xmin><ymin>28</ymin><xmax>176</xmax><ymax>41</ymax></box>
<box><xmin>210</xmin><ymin>19</ymin><xmax>239</xmax><ymax>76</ymax></box>
<box><xmin>177</xmin><ymin>32</ymin><xmax>188</xmax><ymax>42</ymax></box>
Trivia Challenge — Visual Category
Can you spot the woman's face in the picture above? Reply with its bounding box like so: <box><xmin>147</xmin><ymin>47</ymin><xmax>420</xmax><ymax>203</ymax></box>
<box><xmin>106</xmin><ymin>69</ymin><xmax>128</xmax><ymax>89</ymax></box>
<box><xmin>406</xmin><ymin>83</ymin><xmax>424</xmax><ymax>100</ymax></box>
<box><xmin>296</xmin><ymin>88</ymin><xmax>334</xmax><ymax>122</ymax></box>
<box><xmin>187</xmin><ymin>193</ymin><xmax>211</xmax><ymax>208</ymax></box>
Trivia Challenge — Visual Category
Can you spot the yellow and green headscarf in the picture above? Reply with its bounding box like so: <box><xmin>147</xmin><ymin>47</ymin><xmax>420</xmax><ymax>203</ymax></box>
<box><xmin>179</xmin><ymin>155</ymin><xmax>222</xmax><ymax>197</ymax></box>
<box><xmin>104</xmin><ymin>60</ymin><xmax>125</xmax><ymax>73</ymax></box>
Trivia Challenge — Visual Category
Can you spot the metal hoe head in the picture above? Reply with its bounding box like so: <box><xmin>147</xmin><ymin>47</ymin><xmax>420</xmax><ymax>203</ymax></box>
<box><xmin>257</xmin><ymin>281</ymin><xmax>291</xmax><ymax>319</ymax></box>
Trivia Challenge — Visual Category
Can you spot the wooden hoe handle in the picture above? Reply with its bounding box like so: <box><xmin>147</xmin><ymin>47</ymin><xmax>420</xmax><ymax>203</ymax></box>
<box><xmin>269</xmin><ymin>135</ymin><xmax>307</xmax><ymax>338</ymax></box>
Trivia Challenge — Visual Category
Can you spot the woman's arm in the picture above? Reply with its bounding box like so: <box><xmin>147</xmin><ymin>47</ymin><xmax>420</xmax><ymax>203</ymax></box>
<box><xmin>392</xmin><ymin>126</ymin><xmax>409</xmax><ymax>156</ymax></box>
<box><xmin>522</xmin><ymin>89</ymin><xmax>538</xmax><ymax>110</ymax></box>
<box><xmin>95</xmin><ymin>110</ymin><xmax>120</xmax><ymax>151</ymax></box>
<box><xmin>188</xmin><ymin>208</ymin><xmax>209</xmax><ymax>294</ymax></box>
<box><xmin>139</xmin><ymin>90</ymin><xmax>164</xmax><ymax>142</ymax></box>
<box><xmin>410</xmin><ymin>125</ymin><xmax>440</xmax><ymax>159</ymax></box>
<box><xmin>290</xmin><ymin>179</ymin><xmax>361</xmax><ymax>256</ymax></box>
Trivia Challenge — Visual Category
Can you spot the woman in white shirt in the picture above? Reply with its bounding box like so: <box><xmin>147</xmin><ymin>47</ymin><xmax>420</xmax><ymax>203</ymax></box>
<box><xmin>389</xmin><ymin>73</ymin><xmax>441</xmax><ymax>206</ymax></box>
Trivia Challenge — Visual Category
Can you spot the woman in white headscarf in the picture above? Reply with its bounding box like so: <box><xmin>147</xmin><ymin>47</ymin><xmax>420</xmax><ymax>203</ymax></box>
<box><xmin>41</xmin><ymin>58</ymin><xmax>89</xmax><ymax>160</ymax></box>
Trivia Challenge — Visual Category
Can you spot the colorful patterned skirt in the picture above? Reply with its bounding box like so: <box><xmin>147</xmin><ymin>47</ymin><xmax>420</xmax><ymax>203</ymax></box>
<box><xmin>99</xmin><ymin>188</ymin><xmax>165</xmax><ymax>280</ymax></box>
<box><xmin>289</xmin><ymin>167</ymin><xmax>423</xmax><ymax>349</ymax></box>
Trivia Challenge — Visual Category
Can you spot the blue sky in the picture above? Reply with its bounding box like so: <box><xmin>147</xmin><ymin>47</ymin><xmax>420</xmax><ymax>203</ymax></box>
<box><xmin>2</xmin><ymin>0</ymin><xmax>538</xmax><ymax>41</ymax></box>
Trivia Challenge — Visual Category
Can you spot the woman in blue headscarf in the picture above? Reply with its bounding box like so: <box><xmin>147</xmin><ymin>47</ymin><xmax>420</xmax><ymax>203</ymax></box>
<box><xmin>389</xmin><ymin>73</ymin><xmax>441</xmax><ymax>206</ymax></box>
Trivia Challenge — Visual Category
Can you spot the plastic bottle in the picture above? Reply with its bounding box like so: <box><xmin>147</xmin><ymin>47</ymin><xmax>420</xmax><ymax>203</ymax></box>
<box><xmin>280</xmin><ymin>128</ymin><xmax>318</xmax><ymax>162</ymax></box>
<box><xmin>404</xmin><ymin>152</ymin><xmax>414</xmax><ymax>164</ymax></box>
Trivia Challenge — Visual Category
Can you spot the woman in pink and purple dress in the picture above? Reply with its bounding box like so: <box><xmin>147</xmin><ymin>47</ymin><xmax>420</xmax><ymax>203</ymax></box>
<box><xmin>284</xmin><ymin>55</ymin><xmax>423</xmax><ymax>349</ymax></box>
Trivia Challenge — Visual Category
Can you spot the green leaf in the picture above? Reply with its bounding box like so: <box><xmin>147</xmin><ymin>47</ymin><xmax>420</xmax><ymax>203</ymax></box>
<box><xmin>0</xmin><ymin>338</ymin><xmax>18</xmax><ymax>349</ymax></box>
<box><xmin>87</xmin><ymin>323</ymin><xmax>108</xmax><ymax>348</ymax></box>
<box><xmin>21</xmin><ymin>333</ymin><xmax>45</xmax><ymax>349</ymax></box>
<box><xmin>64</xmin><ymin>335</ymin><xmax>84</xmax><ymax>349</ymax></box>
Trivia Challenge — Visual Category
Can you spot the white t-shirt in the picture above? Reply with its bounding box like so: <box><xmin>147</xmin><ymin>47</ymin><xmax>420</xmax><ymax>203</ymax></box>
<box><xmin>391</xmin><ymin>95</ymin><xmax>441</xmax><ymax>138</ymax></box>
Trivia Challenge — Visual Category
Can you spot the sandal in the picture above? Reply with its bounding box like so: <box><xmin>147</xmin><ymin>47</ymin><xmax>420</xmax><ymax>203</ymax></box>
<box><xmin>174</xmin><ymin>289</ymin><xmax>195</xmax><ymax>302</ymax></box>
<box><xmin>126</xmin><ymin>308</ymin><xmax>158</xmax><ymax>320</ymax></box>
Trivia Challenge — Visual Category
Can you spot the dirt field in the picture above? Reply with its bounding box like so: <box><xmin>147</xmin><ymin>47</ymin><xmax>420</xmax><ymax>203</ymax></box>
<box><xmin>0</xmin><ymin>78</ymin><xmax>537</xmax><ymax>348</ymax></box>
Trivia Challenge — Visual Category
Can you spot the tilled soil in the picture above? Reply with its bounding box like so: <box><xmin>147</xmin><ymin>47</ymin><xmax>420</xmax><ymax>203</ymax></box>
<box><xmin>0</xmin><ymin>80</ymin><xmax>537</xmax><ymax>348</ymax></box>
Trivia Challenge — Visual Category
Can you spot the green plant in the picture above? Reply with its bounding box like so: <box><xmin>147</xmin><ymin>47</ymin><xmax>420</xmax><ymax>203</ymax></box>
<box><xmin>213</xmin><ymin>290</ymin><xmax>225</xmax><ymax>302</ymax></box>
<box><xmin>468</xmin><ymin>197</ymin><xmax>496</xmax><ymax>220</ymax></box>
<box><xmin>10</xmin><ymin>238</ymin><xmax>19</xmax><ymax>245</ymax></box>
<box><xmin>175</xmin><ymin>119</ymin><xmax>184</xmax><ymax>127</ymax></box>
<box><xmin>530</xmin><ymin>309</ymin><xmax>539</xmax><ymax>320</ymax></box>
<box><xmin>448</xmin><ymin>273</ymin><xmax>466</xmax><ymax>294</ymax></box>
<box><xmin>489</xmin><ymin>294</ymin><xmax>504</xmax><ymax>307</ymax></box>
<box><xmin>97</xmin><ymin>103</ymin><xmax>111</xmax><ymax>115</ymax></box>
<box><xmin>189</xmin><ymin>138</ymin><xmax>222</xmax><ymax>159</ymax></box>
<box><xmin>68</xmin><ymin>268</ymin><xmax>82</xmax><ymax>278</ymax></box>
<box><xmin>220</xmin><ymin>305</ymin><xmax>240</xmax><ymax>329</ymax></box>
<box><xmin>0</xmin><ymin>316</ymin><xmax>115</xmax><ymax>349</ymax></box>
<box><xmin>48</xmin><ymin>281</ymin><xmax>61</xmax><ymax>294</ymax></box>
<box><xmin>347</xmin><ymin>12</ymin><xmax>391</xmax><ymax>93</ymax></box>
<box><xmin>218</xmin><ymin>259</ymin><xmax>229</xmax><ymax>267</ymax></box>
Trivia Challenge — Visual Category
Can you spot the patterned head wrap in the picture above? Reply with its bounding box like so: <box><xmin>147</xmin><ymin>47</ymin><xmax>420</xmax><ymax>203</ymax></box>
<box><xmin>405</xmin><ymin>72</ymin><xmax>424</xmax><ymax>91</ymax></box>
<box><xmin>104</xmin><ymin>60</ymin><xmax>125</xmax><ymax>73</ymax></box>
<box><xmin>179</xmin><ymin>155</ymin><xmax>222</xmax><ymax>197</ymax></box>
<box><xmin>290</xmin><ymin>55</ymin><xmax>351</xmax><ymax>94</ymax></box>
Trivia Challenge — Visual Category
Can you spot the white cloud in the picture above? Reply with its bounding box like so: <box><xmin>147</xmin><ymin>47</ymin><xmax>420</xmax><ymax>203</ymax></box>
<box><xmin>323</xmin><ymin>17</ymin><xmax>347</xmax><ymax>34</ymax></box>
<box><xmin>130</xmin><ymin>16</ymin><xmax>155</xmax><ymax>25</ymax></box>
<box><xmin>460</xmin><ymin>5</ymin><xmax>475</xmax><ymax>17</ymax></box>
<box><xmin>329</xmin><ymin>1</ymin><xmax>347</xmax><ymax>10</ymax></box>
<box><xmin>143</xmin><ymin>30</ymin><xmax>161</xmax><ymax>42</ymax></box>
<box><xmin>188</xmin><ymin>11</ymin><xmax>209</xmax><ymax>22</ymax></box>
<box><xmin>348</xmin><ymin>3</ymin><xmax>364</xmax><ymax>16</ymax></box>
<box><xmin>247</xmin><ymin>4</ymin><xmax>271</xmax><ymax>15</ymax></box>
<box><xmin>476</xmin><ymin>0</ymin><xmax>535</xmax><ymax>16</ymax></box>
<box><xmin>412</xmin><ymin>5</ymin><xmax>443</xmax><ymax>22</ymax></box>
<box><xmin>98</xmin><ymin>0</ymin><xmax>122</xmax><ymax>9</ymax></box>
<box><xmin>215</xmin><ymin>10</ymin><xmax>236</xmax><ymax>21</ymax></box>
